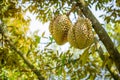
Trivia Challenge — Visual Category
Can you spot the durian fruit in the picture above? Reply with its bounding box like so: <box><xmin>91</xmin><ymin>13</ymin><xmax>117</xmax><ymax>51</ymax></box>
<box><xmin>49</xmin><ymin>15</ymin><xmax>73</xmax><ymax>45</ymax></box>
<box><xmin>67</xmin><ymin>16</ymin><xmax>94</xmax><ymax>49</ymax></box>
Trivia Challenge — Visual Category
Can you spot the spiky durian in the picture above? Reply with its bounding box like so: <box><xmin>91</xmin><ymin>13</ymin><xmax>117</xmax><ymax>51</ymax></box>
<box><xmin>49</xmin><ymin>15</ymin><xmax>73</xmax><ymax>45</ymax></box>
<box><xmin>68</xmin><ymin>16</ymin><xmax>94</xmax><ymax>49</ymax></box>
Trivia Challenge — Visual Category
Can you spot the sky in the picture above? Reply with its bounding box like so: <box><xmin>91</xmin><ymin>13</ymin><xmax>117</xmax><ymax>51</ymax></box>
<box><xmin>25</xmin><ymin>12</ymin><xmax>50</xmax><ymax>36</ymax></box>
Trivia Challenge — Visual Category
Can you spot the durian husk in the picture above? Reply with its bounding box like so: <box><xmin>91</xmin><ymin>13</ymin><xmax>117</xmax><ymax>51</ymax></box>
<box><xmin>68</xmin><ymin>17</ymin><xmax>94</xmax><ymax>49</ymax></box>
<box><xmin>49</xmin><ymin>15</ymin><xmax>73</xmax><ymax>45</ymax></box>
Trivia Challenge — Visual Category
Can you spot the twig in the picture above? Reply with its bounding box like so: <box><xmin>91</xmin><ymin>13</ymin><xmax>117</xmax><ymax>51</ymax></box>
<box><xmin>66</xmin><ymin>4</ymin><xmax>77</xmax><ymax>16</ymax></box>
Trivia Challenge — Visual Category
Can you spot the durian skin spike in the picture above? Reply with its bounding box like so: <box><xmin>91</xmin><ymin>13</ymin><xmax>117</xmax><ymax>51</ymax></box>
<box><xmin>68</xmin><ymin>16</ymin><xmax>94</xmax><ymax>49</ymax></box>
<box><xmin>49</xmin><ymin>15</ymin><xmax>73</xmax><ymax>45</ymax></box>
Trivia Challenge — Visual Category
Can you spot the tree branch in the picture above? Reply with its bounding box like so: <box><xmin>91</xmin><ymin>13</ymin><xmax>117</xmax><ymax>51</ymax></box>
<box><xmin>77</xmin><ymin>3</ymin><xmax>120</xmax><ymax>73</ymax></box>
<box><xmin>95</xmin><ymin>38</ymin><xmax>120</xmax><ymax>80</ymax></box>
<box><xmin>4</xmin><ymin>36</ymin><xmax>45</xmax><ymax>80</ymax></box>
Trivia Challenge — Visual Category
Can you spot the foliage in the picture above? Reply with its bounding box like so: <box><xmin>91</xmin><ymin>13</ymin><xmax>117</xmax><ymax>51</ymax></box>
<box><xmin>106</xmin><ymin>22</ymin><xmax>120</xmax><ymax>51</ymax></box>
<box><xmin>0</xmin><ymin>0</ymin><xmax>120</xmax><ymax>79</ymax></box>
<box><xmin>87</xmin><ymin>0</ymin><xmax>120</xmax><ymax>23</ymax></box>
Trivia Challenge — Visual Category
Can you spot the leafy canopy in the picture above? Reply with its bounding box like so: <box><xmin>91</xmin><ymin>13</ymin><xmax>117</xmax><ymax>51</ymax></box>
<box><xmin>0</xmin><ymin>0</ymin><xmax>120</xmax><ymax>79</ymax></box>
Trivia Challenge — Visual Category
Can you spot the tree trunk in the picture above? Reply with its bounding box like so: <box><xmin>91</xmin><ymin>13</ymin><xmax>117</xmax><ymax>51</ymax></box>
<box><xmin>78</xmin><ymin>4</ymin><xmax>120</xmax><ymax>73</ymax></box>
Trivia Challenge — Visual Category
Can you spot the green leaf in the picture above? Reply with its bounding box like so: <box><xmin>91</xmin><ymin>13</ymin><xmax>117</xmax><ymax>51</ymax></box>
<box><xmin>62</xmin><ymin>54</ymin><xmax>66</xmax><ymax>66</ymax></box>
<box><xmin>41</xmin><ymin>31</ymin><xmax>45</xmax><ymax>37</ymax></box>
<box><xmin>56</xmin><ymin>67</ymin><xmax>63</xmax><ymax>75</ymax></box>
<box><xmin>90</xmin><ymin>74</ymin><xmax>96</xmax><ymax>80</ymax></box>
<box><xmin>35</xmin><ymin>35</ymin><xmax>40</xmax><ymax>44</ymax></box>
<box><xmin>102</xmin><ymin>54</ymin><xmax>113</xmax><ymax>69</ymax></box>
<box><xmin>80</xmin><ymin>47</ymin><xmax>90</xmax><ymax>66</ymax></box>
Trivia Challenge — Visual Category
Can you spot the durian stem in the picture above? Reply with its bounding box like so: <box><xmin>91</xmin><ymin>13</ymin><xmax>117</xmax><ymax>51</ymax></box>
<box><xmin>66</xmin><ymin>4</ymin><xmax>76</xmax><ymax>16</ymax></box>
<box><xmin>77</xmin><ymin>3</ymin><xmax>120</xmax><ymax>73</ymax></box>
<box><xmin>77</xmin><ymin>9</ymin><xmax>84</xmax><ymax>17</ymax></box>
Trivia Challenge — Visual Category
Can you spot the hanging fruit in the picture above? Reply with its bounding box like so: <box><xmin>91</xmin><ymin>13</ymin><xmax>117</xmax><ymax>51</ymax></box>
<box><xmin>49</xmin><ymin>15</ymin><xmax>73</xmax><ymax>45</ymax></box>
<box><xmin>68</xmin><ymin>16</ymin><xmax>94</xmax><ymax>49</ymax></box>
